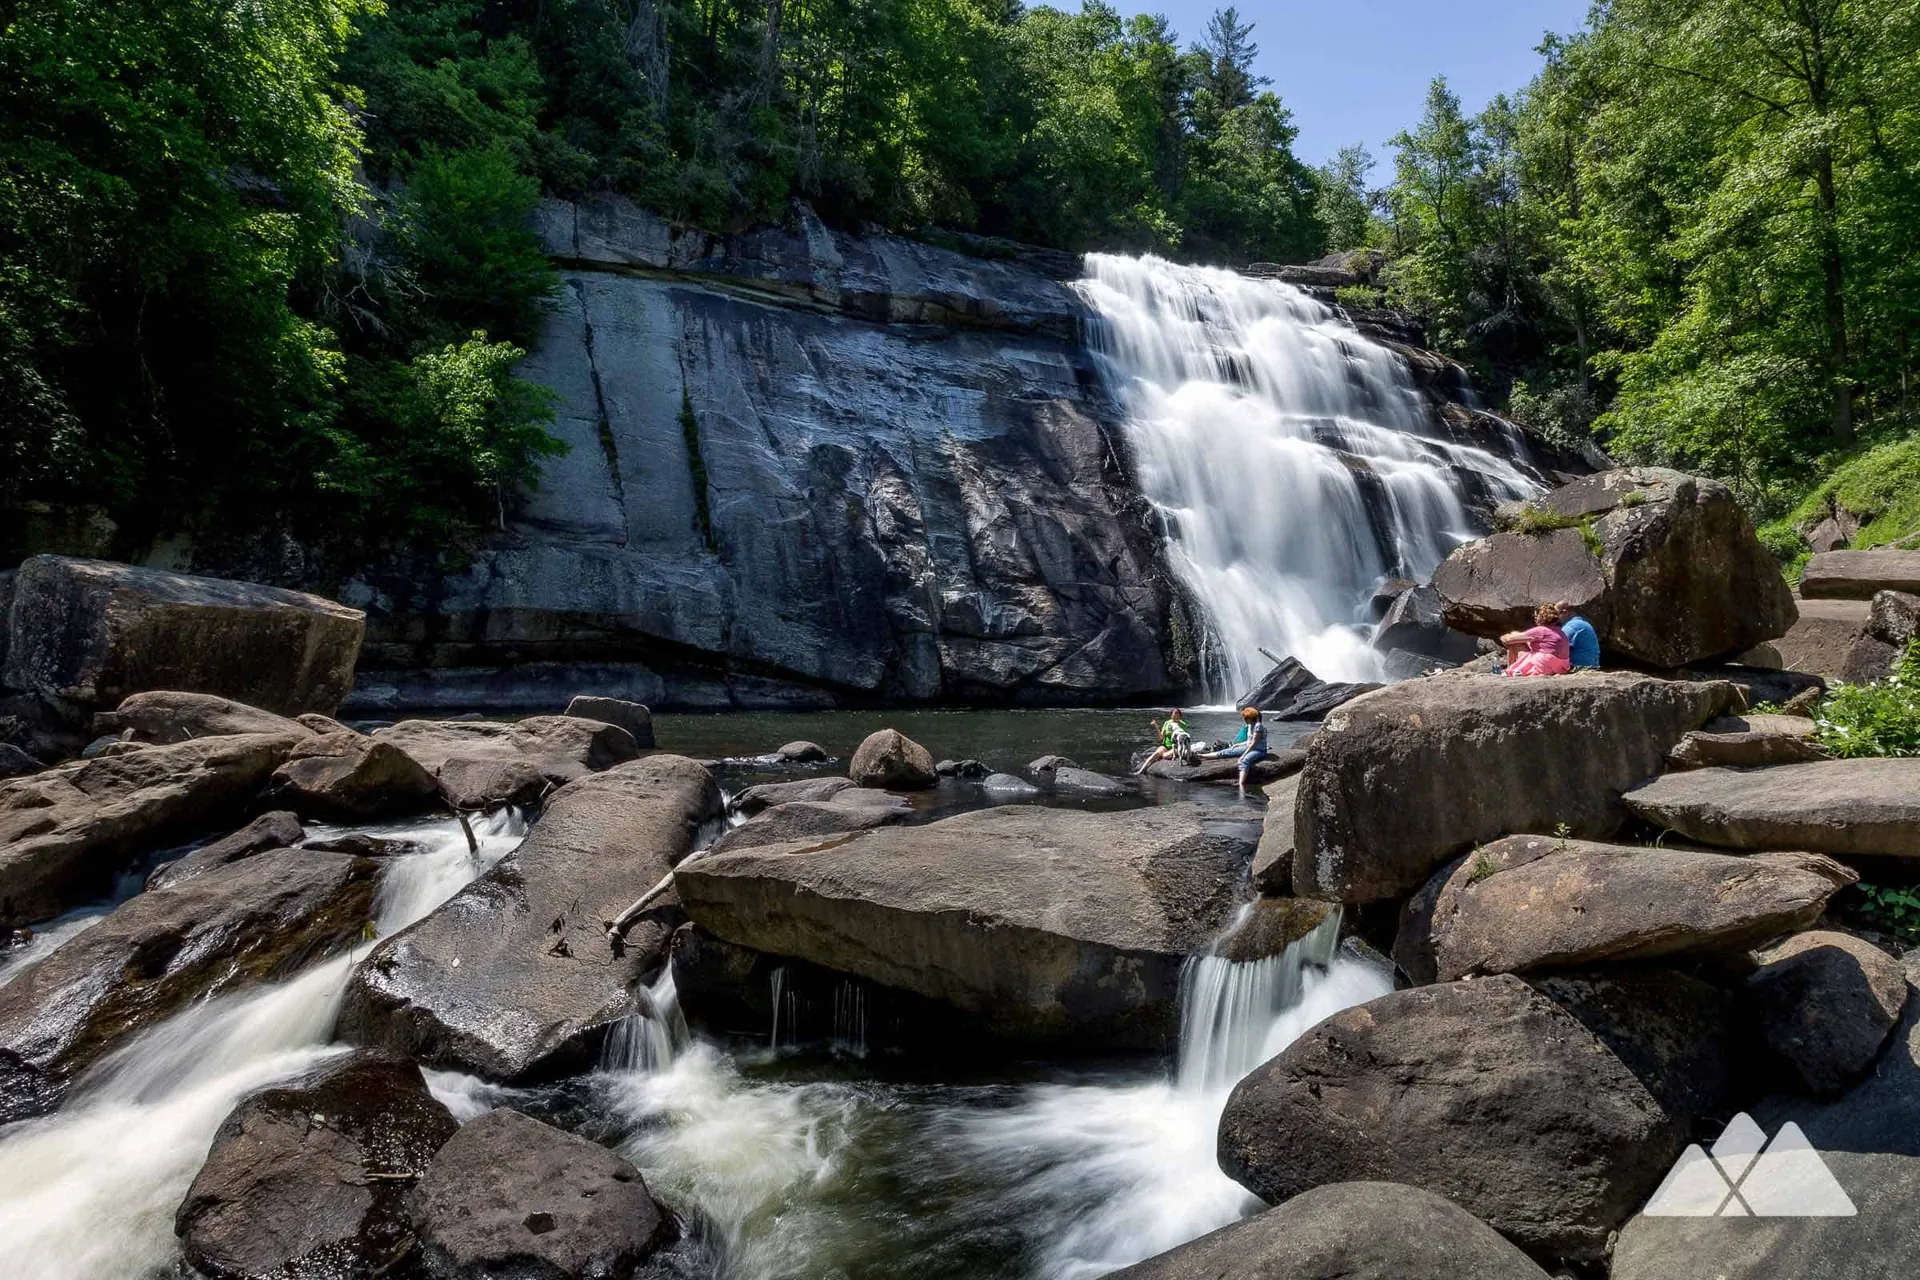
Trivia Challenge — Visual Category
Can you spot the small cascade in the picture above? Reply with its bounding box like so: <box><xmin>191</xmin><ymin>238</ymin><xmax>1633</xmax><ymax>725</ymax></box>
<box><xmin>601</xmin><ymin>969</ymin><xmax>689</xmax><ymax>1074</ymax></box>
<box><xmin>1076</xmin><ymin>254</ymin><xmax>1537</xmax><ymax>696</ymax></box>
<box><xmin>1175</xmin><ymin>906</ymin><xmax>1344</xmax><ymax>1094</ymax></box>
<box><xmin>831</xmin><ymin>980</ymin><xmax>869</xmax><ymax>1056</ymax></box>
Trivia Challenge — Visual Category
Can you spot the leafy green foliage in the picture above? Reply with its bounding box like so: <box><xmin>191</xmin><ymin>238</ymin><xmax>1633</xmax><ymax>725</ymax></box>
<box><xmin>1813</xmin><ymin>640</ymin><xmax>1920</xmax><ymax>759</ymax></box>
<box><xmin>1835</xmin><ymin>883</ymin><xmax>1920</xmax><ymax>947</ymax></box>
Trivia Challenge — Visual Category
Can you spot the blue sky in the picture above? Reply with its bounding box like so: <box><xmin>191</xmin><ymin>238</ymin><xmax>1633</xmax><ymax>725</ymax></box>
<box><xmin>1126</xmin><ymin>0</ymin><xmax>1595</xmax><ymax>167</ymax></box>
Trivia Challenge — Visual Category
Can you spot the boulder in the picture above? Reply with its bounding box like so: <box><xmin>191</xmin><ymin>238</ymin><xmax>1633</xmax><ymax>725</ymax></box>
<box><xmin>1026</xmin><ymin>754</ymin><xmax>1078</xmax><ymax>774</ymax></box>
<box><xmin>0</xmin><ymin>743</ymin><xmax>41</xmax><ymax>779</ymax></box>
<box><xmin>1395</xmin><ymin>835</ymin><xmax>1851</xmax><ymax>984</ymax></box>
<box><xmin>1235</xmin><ymin>657</ymin><xmax>1381</xmax><ymax>718</ymax></box>
<box><xmin>1841</xmin><ymin>588</ymin><xmax>1920</xmax><ymax>683</ymax></box>
<box><xmin>710</xmin><ymin>790</ymin><xmax>911</xmax><ymax>853</ymax></box>
<box><xmin>1218</xmin><ymin>970</ymin><xmax>1736</xmax><ymax>1265</ymax></box>
<box><xmin>1216</xmin><ymin>896</ymin><xmax>1336</xmax><ymax>964</ymax></box>
<box><xmin>1434</xmin><ymin>468</ymin><xmax>1796</xmax><ymax>667</ymax></box>
<box><xmin>1746</xmin><ymin>930</ymin><xmax>1909</xmax><ymax>1095</ymax></box>
<box><xmin>1800</xmin><ymin>548</ymin><xmax>1920</xmax><ymax>599</ymax></box>
<box><xmin>936</xmin><ymin>757</ymin><xmax>988</xmax><ymax>777</ymax></box>
<box><xmin>1750</xmin><ymin>597</ymin><xmax>1870</xmax><ymax>679</ymax></box>
<box><xmin>1624</xmin><ymin>759</ymin><xmax>1920</xmax><ymax>858</ymax></box>
<box><xmin>1050</xmin><ymin>766</ymin><xmax>1129</xmax><ymax>796</ymax></box>
<box><xmin>373</xmin><ymin>716</ymin><xmax>641</xmax><ymax>810</ymax></box>
<box><xmin>1371</xmin><ymin>583</ymin><xmax>1482</xmax><ymax>664</ymax></box>
<box><xmin>849</xmin><ymin>729</ymin><xmax>937</xmax><ymax>789</ymax></box>
<box><xmin>773</xmin><ymin>740</ymin><xmax>828</xmax><ymax>763</ymax></box>
<box><xmin>1294</xmin><ymin>672</ymin><xmax>1740</xmax><ymax>902</ymax></box>
<box><xmin>175</xmin><ymin>1054</ymin><xmax>458</xmax><ymax>1280</ymax></box>
<box><xmin>981</xmin><ymin>772</ymin><xmax>1042</xmax><ymax>798</ymax></box>
<box><xmin>1667</xmin><ymin>712</ymin><xmax>1827</xmax><ymax>770</ymax></box>
<box><xmin>338</xmin><ymin>757</ymin><xmax>721</xmax><ymax>1080</ymax></box>
<box><xmin>271</xmin><ymin>731</ymin><xmax>441</xmax><ymax>820</ymax></box>
<box><xmin>729</xmin><ymin>775</ymin><xmax>856</xmax><ymax>816</ymax></box>
<box><xmin>92</xmin><ymin>691</ymin><xmax>312</xmax><ymax>744</ymax></box>
<box><xmin>1612</xmin><ymin>954</ymin><xmax>1920</xmax><ymax>1280</ymax></box>
<box><xmin>562</xmin><ymin>694</ymin><xmax>655</xmax><ymax>748</ymax></box>
<box><xmin>1236</xmin><ymin>658</ymin><xmax>1316</xmax><ymax>713</ymax></box>
<box><xmin>411</xmin><ymin>1108</ymin><xmax>672</xmax><ymax>1280</ymax></box>
<box><xmin>147</xmin><ymin>809</ymin><xmax>306</xmax><ymax>890</ymax></box>
<box><xmin>1251</xmin><ymin>775</ymin><xmax>1298</xmax><ymax>894</ymax></box>
<box><xmin>0</xmin><ymin>730</ymin><xmax>301</xmax><ymax>926</ymax></box>
<box><xmin>2</xmin><ymin>555</ymin><xmax>364</xmax><ymax>715</ymax></box>
<box><xmin>1106</xmin><ymin>1182</ymin><xmax>1551</xmax><ymax>1280</ymax></box>
<box><xmin>1370</xmin><ymin>576</ymin><xmax>1419</xmax><ymax>617</ymax></box>
<box><xmin>1380</xmin><ymin>648</ymin><xmax>1456</xmax><ymax>680</ymax></box>
<box><xmin>676</xmin><ymin>803</ymin><xmax>1253</xmax><ymax>1048</ymax></box>
<box><xmin>0</xmin><ymin>848</ymin><xmax>376</xmax><ymax>1122</ymax></box>
<box><xmin>295</xmin><ymin>712</ymin><xmax>354</xmax><ymax>735</ymax></box>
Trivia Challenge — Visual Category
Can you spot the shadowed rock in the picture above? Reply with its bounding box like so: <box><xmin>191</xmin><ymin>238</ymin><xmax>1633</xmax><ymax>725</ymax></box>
<box><xmin>562</xmin><ymin>694</ymin><xmax>654</xmax><ymax>748</ymax></box>
<box><xmin>1107</xmin><ymin>1182</ymin><xmax>1550</xmax><ymax>1280</ymax></box>
<box><xmin>1294</xmin><ymin>672</ymin><xmax>1740</xmax><ymax>902</ymax></box>
<box><xmin>147</xmin><ymin>810</ymin><xmax>305</xmax><ymax>890</ymax></box>
<box><xmin>1395</xmin><ymin>835</ymin><xmax>1851</xmax><ymax>984</ymax></box>
<box><xmin>338</xmin><ymin>757</ymin><xmax>720</xmax><ymax>1080</ymax></box>
<box><xmin>0</xmin><ymin>848</ymin><xmax>376</xmax><ymax>1122</ymax></box>
<box><xmin>677</xmin><ymin>803</ymin><xmax>1253</xmax><ymax>1049</ymax></box>
<box><xmin>3</xmin><ymin>555</ymin><xmax>363</xmax><ymax>716</ymax></box>
<box><xmin>1625</xmin><ymin>759</ymin><xmax>1920</xmax><ymax>858</ymax></box>
<box><xmin>176</xmin><ymin>1054</ymin><xmax>457</xmax><ymax>1280</ymax></box>
<box><xmin>1251</xmin><ymin>775</ymin><xmax>1298</xmax><ymax>895</ymax></box>
<box><xmin>1</xmin><ymin>731</ymin><xmax>302</xmax><ymax>926</ymax></box>
<box><xmin>1219</xmin><ymin>970</ymin><xmax>1736</xmax><ymax>1266</ymax></box>
<box><xmin>1667</xmin><ymin>713</ymin><xmax>1827</xmax><ymax>769</ymax></box>
<box><xmin>1747</xmin><ymin>930</ymin><xmax>1909</xmax><ymax>1096</ymax></box>
<box><xmin>272</xmin><ymin>732</ymin><xmax>441</xmax><ymax>820</ymax></box>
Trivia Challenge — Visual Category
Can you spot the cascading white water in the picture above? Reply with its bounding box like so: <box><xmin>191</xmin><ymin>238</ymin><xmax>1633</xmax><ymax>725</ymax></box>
<box><xmin>0</xmin><ymin>808</ymin><xmax>528</xmax><ymax>1280</ymax></box>
<box><xmin>1176</xmin><ymin>906</ymin><xmax>1344</xmax><ymax>1094</ymax></box>
<box><xmin>1076</xmin><ymin>255</ymin><xmax>1537</xmax><ymax>696</ymax></box>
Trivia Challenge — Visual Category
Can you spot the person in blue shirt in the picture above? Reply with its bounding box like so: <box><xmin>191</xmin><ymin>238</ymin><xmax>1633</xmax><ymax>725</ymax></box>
<box><xmin>1556</xmin><ymin>601</ymin><xmax>1601</xmax><ymax>669</ymax></box>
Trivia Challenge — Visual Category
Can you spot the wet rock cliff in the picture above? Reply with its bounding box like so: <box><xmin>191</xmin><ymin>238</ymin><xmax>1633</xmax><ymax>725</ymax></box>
<box><xmin>347</xmin><ymin>198</ymin><xmax>1198</xmax><ymax>711</ymax></box>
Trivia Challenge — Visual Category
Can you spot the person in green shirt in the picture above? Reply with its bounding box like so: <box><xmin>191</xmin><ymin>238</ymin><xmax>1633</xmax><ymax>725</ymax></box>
<box><xmin>1134</xmin><ymin>708</ymin><xmax>1192</xmax><ymax>774</ymax></box>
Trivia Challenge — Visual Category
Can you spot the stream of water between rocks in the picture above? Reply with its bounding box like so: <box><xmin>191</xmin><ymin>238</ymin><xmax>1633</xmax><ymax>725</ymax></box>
<box><xmin>0</xmin><ymin>711</ymin><xmax>1389</xmax><ymax>1280</ymax></box>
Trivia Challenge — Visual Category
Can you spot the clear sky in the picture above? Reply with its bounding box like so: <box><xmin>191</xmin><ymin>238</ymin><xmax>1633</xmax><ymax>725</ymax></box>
<box><xmin>1127</xmin><ymin>0</ymin><xmax>1595</xmax><ymax>167</ymax></box>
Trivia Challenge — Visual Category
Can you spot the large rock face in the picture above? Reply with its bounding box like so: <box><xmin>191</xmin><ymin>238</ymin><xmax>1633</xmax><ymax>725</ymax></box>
<box><xmin>1293</xmin><ymin>672</ymin><xmax>1740</xmax><ymax>902</ymax></box>
<box><xmin>1433</xmin><ymin>468</ymin><xmax>1796</xmax><ymax>667</ymax></box>
<box><xmin>675</xmin><ymin>803</ymin><xmax>1252</xmax><ymax>1049</ymax></box>
<box><xmin>1624</xmin><ymin>759</ymin><xmax>1920</xmax><ymax>857</ymax></box>
<box><xmin>0</xmin><ymin>730</ymin><xmax>301</xmax><ymax>926</ymax></box>
<box><xmin>0</xmin><ymin>848</ymin><xmax>376</xmax><ymax>1122</ymax></box>
<box><xmin>176</xmin><ymin>1054</ymin><xmax>458</xmax><ymax>1280</ymax></box>
<box><xmin>1396</xmin><ymin>835</ymin><xmax>1849</xmax><ymax>984</ymax></box>
<box><xmin>345</xmin><ymin>196</ymin><xmax>1191</xmax><ymax>710</ymax></box>
<box><xmin>1218</xmin><ymin>971</ymin><xmax>1736</xmax><ymax>1266</ymax></box>
<box><xmin>1108</xmin><ymin>1182</ymin><xmax>1551</xmax><ymax>1280</ymax></box>
<box><xmin>3</xmin><ymin>555</ymin><xmax>364</xmax><ymax>715</ymax></box>
<box><xmin>338</xmin><ymin>756</ymin><xmax>721</xmax><ymax>1080</ymax></box>
<box><xmin>1612</xmin><ymin>955</ymin><xmax>1920</xmax><ymax>1280</ymax></box>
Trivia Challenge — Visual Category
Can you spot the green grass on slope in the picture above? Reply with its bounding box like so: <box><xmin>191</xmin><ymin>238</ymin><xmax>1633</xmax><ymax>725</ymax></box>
<box><xmin>1758</xmin><ymin>432</ymin><xmax>1920</xmax><ymax>580</ymax></box>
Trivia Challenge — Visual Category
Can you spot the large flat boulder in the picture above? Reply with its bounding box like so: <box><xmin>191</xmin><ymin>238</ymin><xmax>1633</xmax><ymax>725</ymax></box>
<box><xmin>176</xmin><ymin>1054</ymin><xmax>458</xmax><ymax>1280</ymax></box>
<box><xmin>728</xmin><ymin>775</ymin><xmax>857</xmax><ymax>815</ymax></box>
<box><xmin>1612</xmin><ymin>954</ymin><xmax>1920</xmax><ymax>1280</ymax></box>
<box><xmin>338</xmin><ymin>756</ymin><xmax>721</xmax><ymax>1080</ymax></box>
<box><xmin>372</xmin><ymin>716</ymin><xmax>640</xmax><ymax>809</ymax></box>
<box><xmin>1800</xmin><ymin>548</ymin><xmax>1920</xmax><ymax>599</ymax></box>
<box><xmin>1218</xmin><ymin>970</ymin><xmax>1736</xmax><ymax>1266</ymax></box>
<box><xmin>92</xmin><ymin>690</ymin><xmax>312</xmax><ymax>744</ymax></box>
<box><xmin>1293</xmin><ymin>672</ymin><xmax>1740</xmax><ymax>902</ymax></box>
<box><xmin>1748</xmin><ymin>597</ymin><xmax>1870</xmax><ymax>679</ymax></box>
<box><xmin>1434</xmin><ymin>468</ymin><xmax>1795</xmax><ymax>667</ymax></box>
<box><xmin>0</xmin><ymin>730</ymin><xmax>301</xmax><ymax>926</ymax></box>
<box><xmin>1747</xmin><ymin>930</ymin><xmax>1909</xmax><ymax>1096</ymax></box>
<box><xmin>676</xmin><ymin>803</ymin><xmax>1253</xmax><ymax>1048</ymax></box>
<box><xmin>1108</xmin><ymin>1182</ymin><xmax>1551</xmax><ymax>1280</ymax></box>
<box><xmin>2</xmin><ymin>555</ymin><xmax>364</xmax><ymax>715</ymax></box>
<box><xmin>1140</xmin><ymin>750</ymin><xmax>1303</xmax><ymax>785</ymax></box>
<box><xmin>1395</xmin><ymin>835</ymin><xmax>1851</xmax><ymax>984</ymax></box>
<box><xmin>1624</xmin><ymin>759</ymin><xmax>1920</xmax><ymax>857</ymax></box>
<box><xmin>411</xmin><ymin>1107</ymin><xmax>673</xmax><ymax>1280</ymax></box>
<box><xmin>709</xmin><ymin>789</ymin><xmax>910</xmax><ymax>853</ymax></box>
<box><xmin>271</xmin><ymin>731</ymin><xmax>441</xmax><ymax>820</ymax></box>
<box><xmin>0</xmin><ymin>847</ymin><xmax>376</xmax><ymax>1122</ymax></box>
<box><xmin>1667</xmin><ymin>712</ymin><xmax>1826</xmax><ymax>769</ymax></box>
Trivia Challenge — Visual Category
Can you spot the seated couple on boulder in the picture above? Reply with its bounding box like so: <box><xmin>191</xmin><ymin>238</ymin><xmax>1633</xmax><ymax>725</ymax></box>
<box><xmin>1502</xmin><ymin>601</ymin><xmax>1600</xmax><ymax>677</ymax></box>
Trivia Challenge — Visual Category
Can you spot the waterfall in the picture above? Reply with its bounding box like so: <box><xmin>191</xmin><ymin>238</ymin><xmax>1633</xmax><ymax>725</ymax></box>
<box><xmin>602</xmin><ymin>969</ymin><xmax>690</xmax><ymax>1074</ymax></box>
<box><xmin>1175</xmin><ymin>906</ymin><xmax>1343</xmax><ymax>1094</ymax></box>
<box><xmin>1076</xmin><ymin>254</ymin><xmax>1536</xmax><ymax>696</ymax></box>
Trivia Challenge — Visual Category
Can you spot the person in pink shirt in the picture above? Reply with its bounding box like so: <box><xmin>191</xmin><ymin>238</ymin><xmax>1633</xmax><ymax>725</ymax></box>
<box><xmin>1501</xmin><ymin>603</ymin><xmax>1572</xmax><ymax>677</ymax></box>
